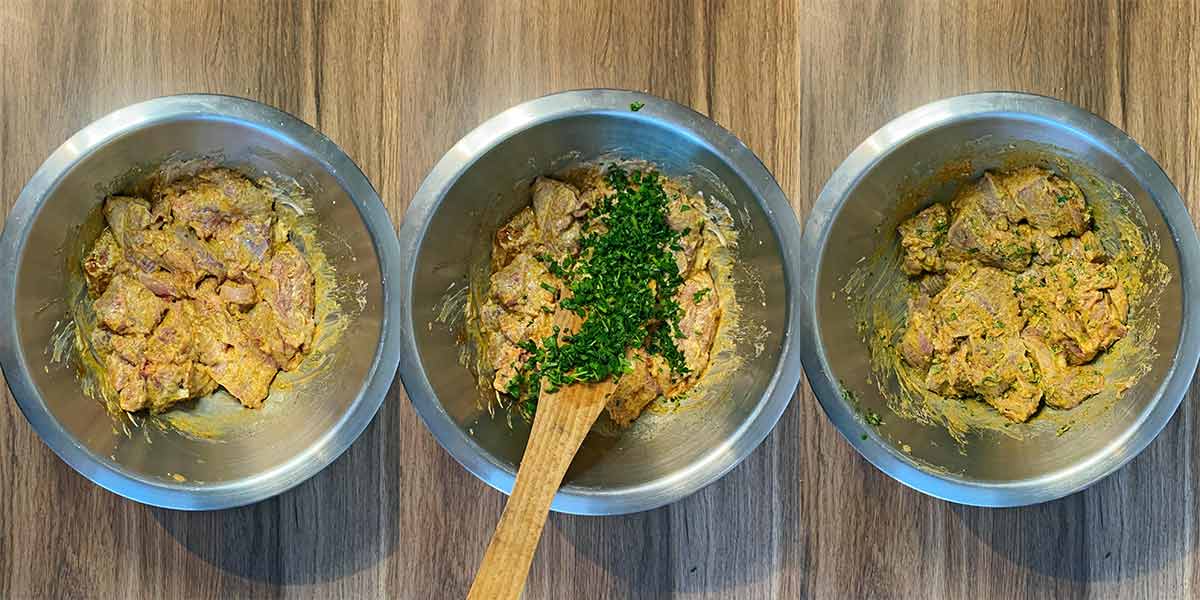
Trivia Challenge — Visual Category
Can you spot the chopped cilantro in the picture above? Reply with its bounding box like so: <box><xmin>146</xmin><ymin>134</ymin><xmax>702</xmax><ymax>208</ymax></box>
<box><xmin>630</xmin><ymin>101</ymin><xmax>645</xmax><ymax>112</ymax></box>
<box><xmin>692</xmin><ymin>288</ymin><xmax>711</xmax><ymax>303</ymax></box>
<box><xmin>505</xmin><ymin>167</ymin><xmax>690</xmax><ymax>406</ymax></box>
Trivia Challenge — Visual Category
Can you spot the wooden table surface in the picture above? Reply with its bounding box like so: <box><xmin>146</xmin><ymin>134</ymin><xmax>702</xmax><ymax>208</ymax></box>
<box><xmin>2</xmin><ymin>1</ymin><xmax>1198</xmax><ymax>598</ymax></box>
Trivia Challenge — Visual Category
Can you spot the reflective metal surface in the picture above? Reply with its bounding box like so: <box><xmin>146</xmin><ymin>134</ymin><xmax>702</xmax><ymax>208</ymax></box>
<box><xmin>399</xmin><ymin>90</ymin><xmax>804</xmax><ymax>515</ymax></box>
<box><xmin>0</xmin><ymin>95</ymin><xmax>402</xmax><ymax>509</ymax></box>
<box><xmin>801</xmin><ymin>92</ymin><xmax>1200</xmax><ymax>506</ymax></box>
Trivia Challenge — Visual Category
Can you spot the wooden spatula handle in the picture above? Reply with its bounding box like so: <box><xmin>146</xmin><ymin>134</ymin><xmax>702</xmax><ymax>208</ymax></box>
<box><xmin>466</xmin><ymin>378</ymin><xmax>613</xmax><ymax>600</ymax></box>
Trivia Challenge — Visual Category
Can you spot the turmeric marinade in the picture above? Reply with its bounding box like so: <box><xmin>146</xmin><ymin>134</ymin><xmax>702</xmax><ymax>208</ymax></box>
<box><xmin>895</xmin><ymin>166</ymin><xmax>1130</xmax><ymax>422</ymax></box>
<box><xmin>80</xmin><ymin>168</ymin><xmax>316</xmax><ymax>413</ymax></box>
<box><xmin>475</xmin><ymin>166</ymin><xmax>728</xmax><ymax>427</ymax></box>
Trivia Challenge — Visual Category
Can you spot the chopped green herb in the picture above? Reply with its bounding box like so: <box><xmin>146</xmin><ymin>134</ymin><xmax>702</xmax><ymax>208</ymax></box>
<box><xmin>1056</xmin><ymin>194</ymin><xmax>1070</xmax><ymax>205</ymax></box>
<box><xmin>630</xmin><ymin>101</ymin><xmax>645</xmax><ymax>112</ymax></box>
<box><xmin>680</xmin><ymin>204</ymin><xmax>692</xmax><ymax>212</ymax></box>
<box><xmin>505</xmin><ymin>167</ymin><xmax>690</xmax><ymax>406</ymax></box>
<box><xmin>861</xmin><ymin>434</ymin><xmax>869</xmax><ymax>441</ymax></box>
<box><xmin>692</xmin><ymin>288</ymin><xmax>711</xmax><ymax>303</ymax></box>
<box><xmin>865</xmin><ymin>410</ymin><xmax>884</xmax><ymax>426</ymax></box>
<box><xmin>539</xmin><ymin>281</ymin><xmax>558</xmax><ymax>295</ymax></box>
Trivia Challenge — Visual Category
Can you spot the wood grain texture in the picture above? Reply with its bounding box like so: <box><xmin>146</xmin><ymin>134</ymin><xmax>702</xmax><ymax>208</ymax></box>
<box><xmin>0</xmin><ymin>0</ymin><xmax>1197</xmax><ymax>598</ymax></box>
<box><xmin>470</xmin><ymin>311</ymin><xmax>617</xmax><ymax>600</ymax></box>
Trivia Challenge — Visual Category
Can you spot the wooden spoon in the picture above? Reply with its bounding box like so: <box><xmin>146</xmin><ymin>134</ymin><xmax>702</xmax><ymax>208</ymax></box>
<box><xmin>467</xmin><ymin>310</ymin><xmax>616</xmax><ymax>600</ymax></box>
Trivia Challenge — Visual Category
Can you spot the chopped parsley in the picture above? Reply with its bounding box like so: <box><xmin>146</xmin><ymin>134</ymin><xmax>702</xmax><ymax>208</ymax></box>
<box><xmin>1056</xmin><ymin>193</ymin><xmax>1070</xmax><ymax>205</ymax></box>
<box><xmin>630</xmin><ymin>101</ymin><xmax>645</xmax><ymax>112</ymax></box>
<box><xmin>865</xmin><ymin>410</ymin><xmax>884</xmax><ymax>426</ymax></box>
<box><xmin>506</xmin><ymin>167</ymin><xmax>690</xmax><ymax>406</ymax></box>
<box><xmin>692</xmin><ymin>288</ymin><xmax>711</xmax><ymax>303</ymax></box>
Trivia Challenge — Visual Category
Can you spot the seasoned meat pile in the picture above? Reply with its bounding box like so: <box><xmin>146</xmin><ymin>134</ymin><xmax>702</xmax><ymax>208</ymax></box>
<box><xmin>477</xmin><ymin>168</ymin><xmax>722</xmax><ymax>427</ymax></box>
<box><xmin>82</xmin><ymin>168</ymin><xmax>316</xmax><ymax>413</ymax></box>
<box><xmin>896</xmin><ymin>166</ymin><xmax>1127</xmax><ymax>422</ymax></box>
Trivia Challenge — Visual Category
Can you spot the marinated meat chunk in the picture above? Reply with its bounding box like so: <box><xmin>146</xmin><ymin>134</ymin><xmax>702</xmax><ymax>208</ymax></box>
<box><xmin>607</xmin><ymin>350</ymin><xmax>670</xmax><ymax>426</ymax></box>
<box><xmin>124</xmin><ymin>226</ymin><xmax>217</xmax><ymax>293</ymax></box>
<box><xmin>532</xmin><ymin>177</ymin><xmax>582</xmax><ymax>235</ymax></box>
<box><xmin>203</xmin><ymin>344</ymin><xmax>277</xmax><ymax>408</ymax></box>
<box><xmin>934</xmin><ymin>265</ymin><xmax>1021</xmax><ymax>340</ymax></box>
<box><xmin>257</xmin><ymin>242</ymin><xmax>316</xmax><ymax>359</ymax></box>
<box><xmin>478</xmin><ymin>298</ymin><xmax>535</xmax><ymax>394</ymax></box>
<box><xmin>943</xmin><ymin>178</ymin><xmax>1033</xmax><ymax>272</ymax></box>
<box><xmin>133</xmin><ymin>270</ymin><xmax>191</xmax><ymax>299</ymax></box>
<box><xmin>219</xmin><ymin>280</ymin><xmax>256</xmax><ymax>305</ymax></box>
<box><xmin>82</xmin><ymin>168</ymin><xmax>319</xmax><ymax>413</ymax></box>
<box><xmin>898</xmin><ymin>295</ymin><xmax>941</xmax><ymax>371</ymax></box>
<box><xmin>90</xmin><ymin>329</ymin><xmax>146</xmax><ymax>365</ymax></box>
<box><xmin>492</xmin><ymin>207</ymin><xmax>540</xmax><ymax>271</ymax></box>
<box><xmin>198</xmin><ymin>168</ymin><xmax>275</xmax><ymax>215</ymax></box>
<box><xmin>1022</xmin><ymin>330</ymin><xmax>1104</xmax><ymax>409</ymax></box>
<box><xmin>672</xmin><ymin>270</ymin><xmax>721</xmax><ymax>381</ymax></box>
<box><xmin>210</xmin><ymin>214</ymin><xmax>273</xmax><ymax>278</ymax></box>
<box><xmin>490</xmin><ymin>252</ymin><xmax>557</xmax><ymax>317</ymax></box>
<box><xmin>146</xmin><ymin>304</ymin><xmax>194</xmax><ymax>358</ymax></box>
<box><xmin>897</xmin><ymin>203</ymin><xmax>949</xmax><ymax>275</ymax></box>
<box><xmin>666</xmin><ymin>192</ymin><xmax>707</xmax><ymax>277</ymax></box>
<box><xmin>144</xmin><ymin>361</ymin><xmax>195</xmax><ymax>412</ymax></box>
<box><xmin>917</xmin><ymin>273</ymin><xmax>947</xmax><ymax>297</ymax></box>
<box><xmin>894</xmin><ymin>166</ymin><xmax>1129</xmax><ymax>422</ymax></box>
<box><xmin>1000</xmin><ymin>166</ymin><xmax>1090</xmax><ymax>237</ymax></box>
<box><xmin>83</xmin><ymin>230</ymin><xmax>123</xmax><ymax>296</ymax></box>
<box><xmin>103</xmin><ymin>196</ymin><xmax>154</xmax><ymax>246</ymax></box>
<box><xmin>1060</xmin><ymin>230</ymin><xmax>1105</xmax><ymax>263</ymax></box>
<box><xmin>1018</xmin><ymin>260</ymin><xmax>1126</xmax><ymax>365</ymax></box>
<box><xmin>531</xmin><ymin>177</ymin><xmax>586</xmax><ymax>259</ymax></box>
<box><xmin>188</xmin><ymin>283</ymin><xmax>278</xmax><ymax>408</ymax></box>
<box><xmin>963</xmin><ymin>335</ymin><xmax>1042</xmax><ymax>422</ymax></box>
<box><xmin>165</xmin><ymin>168</ymin><xmax>273</xmax><ymax>239</ymax></box>
<box><xmin>477</xmin><ymin>168</ymin><xmax>728</xmax><ymax>427</ymax></box>
<box><xmin>94</xmin><ymin>274</ymin><xmax>169</xmax><ymax>335</ymax></box>
<box><xmin>106</xmin><ymin>351</ymin><xmax>148</xmax><ymax>412</ymax></box>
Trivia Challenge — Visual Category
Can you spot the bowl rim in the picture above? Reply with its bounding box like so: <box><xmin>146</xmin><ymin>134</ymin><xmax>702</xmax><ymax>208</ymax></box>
<box><xmin>0</xmin><ymin>94</ymin><xmax>403</xmax><ymax>510</ymax></box>
<box><xmin>800</xmin><ymin>91</ymin><xmax>1200</xmax><ymax>507</ymax></box>
<box><xmin>398</xmin><ymin>88</ymin><xmax>804</xmax><ymax>515</ymax></box>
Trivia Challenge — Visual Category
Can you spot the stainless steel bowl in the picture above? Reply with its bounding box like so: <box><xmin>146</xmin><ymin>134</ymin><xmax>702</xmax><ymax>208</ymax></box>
<box><xmin>398</xmin><ymin>90</ymin><xmax>804</xmax><ymax>515</ymax></box>
<box><xmin>0</xmin><ymin>95</ymin><xmax>402</xmax><ymax>509</ymax></box>
<box><xmin>801</xmin><ymin>92</ymin><xmax>1200</xmax><ymax>506</ymax></box>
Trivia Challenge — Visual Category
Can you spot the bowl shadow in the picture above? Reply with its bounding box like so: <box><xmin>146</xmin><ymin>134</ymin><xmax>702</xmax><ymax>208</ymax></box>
<box><xmin>150</xmin><ymin>406</ymin><xmax>400</xmax><ymax>586</ymax></box>
<box><xmin>542</xmin><ymin>414</ymin><xmax>795</xmax><ymax>598</ymax></box>
<box><xmin>951</xmin><ymin>390</ymin><xmax>1197</xmax><ymax>583</ymax></box>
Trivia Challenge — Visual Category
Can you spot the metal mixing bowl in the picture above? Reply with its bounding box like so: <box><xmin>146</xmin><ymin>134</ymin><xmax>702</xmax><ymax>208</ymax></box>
<box><xmin>801</xmin><ymin>92</ymin><xmax>1200</xmax><ymax>506</ymax></box>
<box><xmin>398</xmin><ymin>90</ymin><xmax>804</xmax><ymax>515</ymax></box>
<box><xmin>0</xmin><ymin>95</ymin><xmax>402</xmax><ymax>509</ymax></box>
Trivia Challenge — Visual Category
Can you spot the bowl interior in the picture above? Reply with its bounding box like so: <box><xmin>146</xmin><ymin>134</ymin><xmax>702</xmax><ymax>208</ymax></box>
<box><xmin>10</xmin><ymin>116</ymin><xmax>384</xmax><ymax>493</ymax></box>
<box><xmin>816</xmin><ymin>113</ymin><xmax>1184</xmax><ymax>484</ymax></box>
<box><xmin>412</xmin><ymin>112</ymin><xmax>788</xmax><ymax>492</ymax></box>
